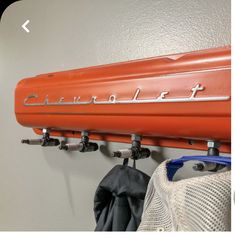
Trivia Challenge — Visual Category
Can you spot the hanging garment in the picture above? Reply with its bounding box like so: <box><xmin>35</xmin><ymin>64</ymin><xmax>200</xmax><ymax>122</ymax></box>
<box><xmin>94</xmin><ymin>163</ymin><xmax>150</xmax><ymax>231</ymax></box>
<box><xmin>138</xmin><ymin>159</ymin><xmax>231</xmax><ymax>231</ymax></box>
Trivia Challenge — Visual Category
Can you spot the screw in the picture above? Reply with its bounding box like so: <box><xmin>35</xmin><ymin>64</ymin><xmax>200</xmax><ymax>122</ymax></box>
<box><xmin>207</xmin><ymin>140</ymin><xmax>220</xmax><ymax>149</ymax></box>
<box><xmin>131</xmin><ymin>134</ymin><xmax>141</xmax><ymax>141</ymax></box>
<box><xmin>42</xmin><ymin>128</ymin><xmax>50</xmax><ymax>134</ymax></box>
<box><xmin>81</xmin><ymin>131</ymin><xmax>89</xmax><ymax>137</ymax></box>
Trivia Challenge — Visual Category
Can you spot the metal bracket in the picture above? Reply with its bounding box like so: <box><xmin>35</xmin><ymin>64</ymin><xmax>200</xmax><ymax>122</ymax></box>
<box><xmin>193</xmin><ymin>140</ymin><xmax>224</xmax><ymax>172</ymax></box>
<box><xmin>59</xmin><ymin>131</ymin><xmax>98</xmax><ymax>152</ymax></box>
<box><xmin>21</xmin><ymin>128</ymin><xmax>60</xmax><ymax>147</ymax></box>
<box><xmin>112</xmin><ymin>134</ymin><xmax>151</xmax><ymax>160</ymax></box>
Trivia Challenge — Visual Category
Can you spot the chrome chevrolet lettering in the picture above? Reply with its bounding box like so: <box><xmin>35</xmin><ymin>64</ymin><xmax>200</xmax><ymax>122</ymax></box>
<box><xmin>24</xmin><ymin>84</ymin><xmax>230</xmax><ymax>106</ymax></box>
<box><xmin>190</xmin><ymin>84</ymin><xmax>204</xmax><ymax>98</ymax></box>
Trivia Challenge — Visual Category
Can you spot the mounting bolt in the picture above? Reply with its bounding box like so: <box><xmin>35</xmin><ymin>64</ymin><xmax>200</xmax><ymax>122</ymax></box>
<box><xmin>207</xmin><ymin>140</ymin><xmax>220</xmax><ymax>149</ymax></box>
<box><xmin>131</xmin><ymin>134</ymin><xmax>141</xmax><ymax>141</ymax></box>
<box><xmin>42</xmin><ymin>128</ymin><xmax>50</xmax><ymax>134</ymax></box>
<box><xmin>81</xmin><ymin>131</ymin><xmax>89</xmax><ymax>137</ymax></box>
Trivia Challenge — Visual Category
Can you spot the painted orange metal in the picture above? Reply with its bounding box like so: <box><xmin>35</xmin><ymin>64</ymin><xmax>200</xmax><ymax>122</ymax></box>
<box><xmin>15</xmin><ymin>46</ymin><xmax>231</xmax><ymax>152</ymax></box>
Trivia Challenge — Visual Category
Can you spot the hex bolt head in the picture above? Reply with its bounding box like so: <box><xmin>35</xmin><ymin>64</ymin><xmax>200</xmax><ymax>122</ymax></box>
<box><xmin>42</xmin><ymin>128</ymin><xmax>50</xmax><ymax>134</ymax></box>
<box><xmin>207</xmin><ymin>140</ymin><xmax>220</xmax><ymax>149</ymax></box>
<box><xmin>81</xmin><ymin>131</ymin><xmax>89</xmax><ymax>137</ymax></box>
<box><xmin>131</xmin><ymin>134</ymin><xmax>141</xmax><ymax>141</ymax></box>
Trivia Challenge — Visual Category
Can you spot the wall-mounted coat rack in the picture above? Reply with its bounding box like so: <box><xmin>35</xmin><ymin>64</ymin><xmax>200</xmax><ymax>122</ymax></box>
<box><xmin>15</xmin><ymin>46</ymin><xmax>231</xmax><ymax>153</ymax></box>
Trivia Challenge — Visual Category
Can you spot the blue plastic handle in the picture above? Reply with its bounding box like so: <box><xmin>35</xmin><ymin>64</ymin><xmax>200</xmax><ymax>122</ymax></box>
<box><xmin>167</xmin><ymin>155</ymin><xmax>231</xmax><ymax>181</ymax></box>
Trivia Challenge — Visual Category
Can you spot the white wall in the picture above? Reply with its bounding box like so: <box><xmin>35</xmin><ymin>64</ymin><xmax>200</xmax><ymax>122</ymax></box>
<box><xmin>0</xmin><ymin>0</ymin><xmax>230</xmax><ymax>230</ymax></box>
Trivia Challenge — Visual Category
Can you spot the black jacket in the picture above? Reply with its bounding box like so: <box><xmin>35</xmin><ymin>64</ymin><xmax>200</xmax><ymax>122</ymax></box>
<box><xmin>94</xmin><ymin>164</ymin><xmax>150</xmax><ymax>231</ymax></box>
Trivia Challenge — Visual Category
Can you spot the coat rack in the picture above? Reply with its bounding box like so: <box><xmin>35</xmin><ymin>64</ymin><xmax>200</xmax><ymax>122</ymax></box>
<box><xmin>15</xmin><ymin>46</ymin><xmax>231</xmax><ymax>153</ymax></box>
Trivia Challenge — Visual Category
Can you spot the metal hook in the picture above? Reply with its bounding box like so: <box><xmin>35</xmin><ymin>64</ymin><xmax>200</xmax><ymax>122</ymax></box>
<box><xmin>112</xmin><ymin>134</ymin><xmax>151</xmax><ymax>161</ymax></box>
<box><xmin>193</xmin><ymin>140</ymin><xmax>224</xmax><ymax>172</ymax></box>
<box><xmin>59</xmin><ymin>131</ymin><xmax>98</xmax><ymax>152</ymax></box>
<box><xmin>21</xmin><ymin>128</ymin><xmax>60</xmax><ymax>147</ymax></box>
